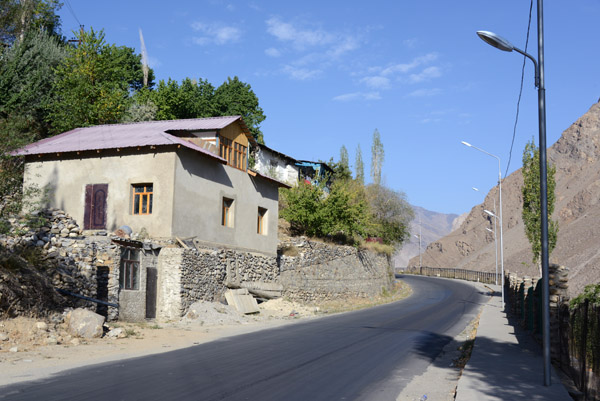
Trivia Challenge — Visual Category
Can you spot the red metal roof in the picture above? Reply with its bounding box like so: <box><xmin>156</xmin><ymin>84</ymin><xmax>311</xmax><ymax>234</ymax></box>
<box><xmin>14</xmin><ymin>116</ymin><xmax>250</xmax><ymax>160</ymax></box>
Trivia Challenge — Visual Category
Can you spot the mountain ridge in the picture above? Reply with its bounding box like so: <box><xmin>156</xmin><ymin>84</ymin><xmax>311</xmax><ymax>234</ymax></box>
<box><xmin>408</xmin><ymin>101</ymin><xmax>600</xmax><ymax>297</ymax></box>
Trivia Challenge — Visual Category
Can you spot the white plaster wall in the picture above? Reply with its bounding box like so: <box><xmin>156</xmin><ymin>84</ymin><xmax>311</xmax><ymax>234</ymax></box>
<box><xmin>255</xmin><ymin>148</ymin><xmax>298</xmax><ymax>186</ymax></box>
<box><xmin>156</xmin><ymin>248</ymin><xmax>183</xmax><ymax>321</ymax></box>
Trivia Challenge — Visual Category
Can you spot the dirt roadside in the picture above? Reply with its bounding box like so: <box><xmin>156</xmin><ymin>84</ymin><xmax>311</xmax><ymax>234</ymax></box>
<box><xmin>0</xmin><ymin>299</ymin><xmax>318</xmax><ymax>386</ymax></box>
<box><xmin>0</xmin><ymin>283</ymin><xmax>412</xmax><ymax>387</ymax></box>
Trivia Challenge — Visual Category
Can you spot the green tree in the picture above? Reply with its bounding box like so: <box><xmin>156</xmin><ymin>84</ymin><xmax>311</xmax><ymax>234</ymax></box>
<box><xmin>366</xmin><ymin>184</ymin><xmax>413</xmax><ymax>245</ymax></box>
<box><xmin>0</xmin><ymin>29</ymin><xmax>65</xmax><ymax>137</ymax></box>
<box><xmin>370</xmin><ymin>128</ymin><xmax>384</xmax><ymax>185</ymax></box>
<box><xmin>340</xmin><ymin>145</ymin><xmax>349</xmax><ymax>171</ymax></box>
<box><xmin>144</xmin><ymin>77</ymin><xmax>215</xmax><ymax>121</ymax></box>
<box><xmin>46</xmin><ymin>28</ymin><xmax>147</xmax><ymax>133</ymax></box>
<box><xmin>280</xmin><ymin>179</ymin><xmax>371</xmax><ymax>241</ymax></box>
<box><xmin>522</xmin><ymin>138</ymin><xmax>558</xmax><ymax>269</ymax></box>
<box><xmin>214</xmin><ymin>76</ymin><xmax>266</xmax><ymax>144</ymax></box>
<box><xmin>280</xmin><ymin>181</ymin><xmax>326</xmax><ymax>237</ymax></box>
<box><xmin>0</xmin><ymin>29</ymin><xmax>65</xmax><ymax>218</ymax></box>
<box><xmin>326</xmin><ymin>157</ymin><xmax>352</xmax><ymax>181</ymax></box>
<box><xmin>0</xmin><ymin>0</ymin><xmax>62</xmax><ymax>45</ymax></box>
<box><xmin>355</xmin><ymin>144</ymin><xmax>364</xmax><ymax>184</ymax></box>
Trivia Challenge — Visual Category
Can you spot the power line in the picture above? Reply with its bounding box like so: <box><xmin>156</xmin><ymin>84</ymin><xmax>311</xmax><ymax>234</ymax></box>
<box><xmin>64</xmin><ymin>0</ymin><xmax>82</xmax><ymax>30</ymax></box>
<box><xmin>504</xmin><ymin>0</ymin><xmax>534</xmax><ymax>178</ymax></box>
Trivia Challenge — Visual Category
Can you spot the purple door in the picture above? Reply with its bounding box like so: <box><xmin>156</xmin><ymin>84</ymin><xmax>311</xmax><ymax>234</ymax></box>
<box><xmin>84</xmin><ymin>184</ymin><xmax>108</xmax><ymax>230</ymax></box>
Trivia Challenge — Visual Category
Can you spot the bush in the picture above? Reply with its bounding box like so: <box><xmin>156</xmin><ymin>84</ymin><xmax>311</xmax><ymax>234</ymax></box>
<box><xmin>280</xmin><ymin>179</ymin><xmax>371</xmax><ymax>242</ymax></box>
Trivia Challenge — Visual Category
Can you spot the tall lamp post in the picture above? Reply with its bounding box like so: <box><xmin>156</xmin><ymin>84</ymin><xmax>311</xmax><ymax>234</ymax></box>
<box><xmin>462</xmin><ymin>141</ymin><xmax>504</xmax><ymax>297</ymax></box>
<box><xmin>472</xmin><ymin>187</ymin><xmax>499</xmax><ymax>286</ymax></box>
<box><xmin>484</xmin><ymin>209</ymin><xmax>503</xmax><ymax>306</ymax></box>
<box><xmin>476</xmin><ymin>0</ymin><xmax>551</xmax><ymax>386</ymax></box>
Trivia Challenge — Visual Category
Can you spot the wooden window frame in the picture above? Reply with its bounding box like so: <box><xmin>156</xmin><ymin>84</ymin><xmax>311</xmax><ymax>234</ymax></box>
<box><xmin>119</xmin><ymin>248</ymin><xmax>140</xmax><ymax>290</ymax></box>
<box><xmin>219</xmin><ymin>136</ymin><xmax>247</xmax><ymax>171</ymax></box>
<box><xmin>132</xmin><ymin>184</ymin><xmax>153</xmax><ymax>215</ymax></box>
<box><xmin>257</xmin><ymin>207</ymin><xmax>267</xmax><ymax>235</ymax></box>
<box><xmin>222</xmin><ymin>197</ymin><xmax>234</xmax><ymax>227</ymax></box>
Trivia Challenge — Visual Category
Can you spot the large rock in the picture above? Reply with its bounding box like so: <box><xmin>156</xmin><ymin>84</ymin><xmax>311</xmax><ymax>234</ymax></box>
<box><xmin>65</xmin><ymin>308</ymin><xmax>105</xmax><ymax>338</ymax></box>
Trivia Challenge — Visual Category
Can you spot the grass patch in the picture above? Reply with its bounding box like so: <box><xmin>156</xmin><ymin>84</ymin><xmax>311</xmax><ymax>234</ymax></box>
<box><xmin>279</xmin><ymin>244</ymin><xmax>299</xmax><ymax>257</ymax></box>
<box><xmin>359</xmin><ymin>242</ymin><xmax>395</xmax><ymax>256</ymax></box>
<box><xmin>453</xmin><ymin>311</ymin><xmax>481</xmax><ymax>369</ymax></box>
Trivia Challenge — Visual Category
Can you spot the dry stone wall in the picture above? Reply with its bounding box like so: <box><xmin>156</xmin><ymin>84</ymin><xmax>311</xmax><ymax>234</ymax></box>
<box><xmin>157</xmin><ymin>246</ymin><xmax>279</xmax><ymax>320</ymax></box>
<box><xmin>279</xmin><ymin>238</ymin><xmax>393</xmax><ymax>303</ymax></box>
<box><xmin>1</xmin><ymin>209</ymin><xmax>121</xmax><ymax>320</ymax></box>
<box><xmin>3</xmin><ymin>210</ymin><xmax>394</xmax><ymax>321</ymax></box>
<box><xmin>156</xmin><ymin>239</ymin><xmax>393</xmax><ymax>319</ymax></box>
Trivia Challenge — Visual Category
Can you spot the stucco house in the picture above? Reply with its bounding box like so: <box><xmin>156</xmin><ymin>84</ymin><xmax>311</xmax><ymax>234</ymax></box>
<box><xmin>253</xmin><ymin>143</ymin><xmax>299</xmax><ymax>186</ymax></box>
<box><xmin>16</xmin><ymin>116</ymin><xmax>287</xmax><ymax>256</ymax></box>
<box><xmin>253</xmin><ymin>144</ymin><xmax>334</xmax><ymax>189</ymax></box>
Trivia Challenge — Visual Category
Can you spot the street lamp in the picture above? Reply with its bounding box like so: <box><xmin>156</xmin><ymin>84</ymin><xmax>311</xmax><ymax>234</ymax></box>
<box><xmin>472</xmin><ymin>187</ymin><xmax>499</xmax><ymax>286</ymax></box>
<box><xmin>462</xmin><ymin>141</ymin><xmax>504</xmax><ymax>298</ymax></box>
<box><xmin>477</xmin><ymin>2</ymin><xmax>552</xmax><ymax>385</ymax></box>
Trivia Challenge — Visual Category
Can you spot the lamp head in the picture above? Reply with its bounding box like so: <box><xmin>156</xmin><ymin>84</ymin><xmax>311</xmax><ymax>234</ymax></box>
<box><xmin>461</xmin><ymin>141</ymin><xmax>472</xmax><ymax>147</ymax></box>
<box><xmin>484</xmin><ymin>209</ymin><xmax>496</xmax><ymax>217</ymax></box>
<box><xmin>472</xmin><ymin>187</ymin><xmax>479</xmax><ymax>192</ymax></box>
<box><xmin>477</xmin><ymin>31</ymin><xmax>514</xmax><ymax>52</ymax></box>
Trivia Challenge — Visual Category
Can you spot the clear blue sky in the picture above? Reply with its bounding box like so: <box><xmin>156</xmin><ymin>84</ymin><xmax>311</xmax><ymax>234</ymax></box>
<box><xmin>58</xmin><ymin>1</ymin><xmax>600</xmax><ymax>215</ymax></box>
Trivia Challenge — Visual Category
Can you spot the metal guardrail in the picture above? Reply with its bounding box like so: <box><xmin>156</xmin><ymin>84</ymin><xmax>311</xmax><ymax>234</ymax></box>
<box><xmin>402</xmin><ymin>266</ymin><xmax>502</xmax><ymax>285</ymax></box>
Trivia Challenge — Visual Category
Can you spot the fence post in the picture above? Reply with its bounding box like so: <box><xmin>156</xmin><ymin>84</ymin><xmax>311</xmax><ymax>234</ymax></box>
<box><xmin>581</xmin><ymin>299</ymin><xmax>588</xmax><ymax>400</ymax></box>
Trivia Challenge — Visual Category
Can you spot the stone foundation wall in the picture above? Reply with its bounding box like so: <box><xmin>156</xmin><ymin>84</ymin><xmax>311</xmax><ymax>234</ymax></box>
<box><xmin>157</xmin><ymin>246</ymin><xmax>279</xmax><ymax>320</ymax></box>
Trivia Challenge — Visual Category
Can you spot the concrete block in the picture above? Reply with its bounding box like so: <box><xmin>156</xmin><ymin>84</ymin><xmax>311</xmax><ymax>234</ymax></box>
<box><xmin>225</xmin><ymin>289</ymin><xmax>259</xmax><ymax>314</ymax></box>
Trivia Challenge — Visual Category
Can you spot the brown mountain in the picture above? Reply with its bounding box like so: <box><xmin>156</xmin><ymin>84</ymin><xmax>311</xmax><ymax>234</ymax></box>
<box><xmin>408</xmin><ymin>101</ymin><xmax>600</xmax><ymax>297</ymax></box>
<box><xmin>394</xmin><ymin>206</ymin><xmax>465</xmax><ymax>268</ymax></box>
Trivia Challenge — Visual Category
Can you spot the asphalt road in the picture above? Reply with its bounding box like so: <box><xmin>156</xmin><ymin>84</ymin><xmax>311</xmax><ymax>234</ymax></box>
<box><xmin>0</xmin><ymin>276</ymin><xmax>488</xmax><ymax>401</ymax></box>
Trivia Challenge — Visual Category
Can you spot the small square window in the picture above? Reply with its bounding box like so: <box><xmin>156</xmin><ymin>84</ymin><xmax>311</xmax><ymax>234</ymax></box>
<box><xmin>222</xmin><ymin>197</ymin><xmax>234</xmax><ymax>227</ymax></box>
<box><xmin>257</xmin><ymin>207</ymin><xmax>267</xmax><ymax>235</ymax></box>
<box><xmin>132</xmin><ymin>184</ymin><xmax>153</xmax><ymax>215</ymax></box>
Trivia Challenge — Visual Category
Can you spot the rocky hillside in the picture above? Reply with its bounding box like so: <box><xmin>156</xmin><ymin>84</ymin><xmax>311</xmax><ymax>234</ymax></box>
<box><xmin>394</xmin><ymin>206</ymin><xmax>464</xmax><ymax>267</ymax></box>
<box><xmin>408</xmin><ymin>101</ymin><xmax>600</xmax><ymax>297</ymax></box>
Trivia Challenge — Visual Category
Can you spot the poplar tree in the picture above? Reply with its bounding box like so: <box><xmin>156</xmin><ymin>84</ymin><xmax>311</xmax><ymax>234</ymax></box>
<box><xmin>340</xmin><ymin>145</ymin><xmax>349</xmax><ymax>171</ymax></box>
<box><xmin>355</xmin><ymin>144</ymin><xmax>364</xmax><ymax>184</ymax></box>
<box><xmin>370</xmin><ymin>128</ymin><xmax>384</xmax><ymax>185</ymax></box>
<box><xmin>522</xmin><ymin>138</ymin><xmax>558</xmax><ymax>273</ymax></box>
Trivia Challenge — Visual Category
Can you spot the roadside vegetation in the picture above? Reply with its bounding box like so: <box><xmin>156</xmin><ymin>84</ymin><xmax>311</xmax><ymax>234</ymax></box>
<box><xmin>280</xmin><ymin>130</ymin><xmax>413</xmax><ymax>252</ymax></box>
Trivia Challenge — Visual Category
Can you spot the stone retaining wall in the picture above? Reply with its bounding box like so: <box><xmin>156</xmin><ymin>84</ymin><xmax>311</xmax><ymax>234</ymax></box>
<box><xmin>157</xmin><ymin>246</ymin><xmax>279</xmax><ymax>320</ymax></box>
<box><xmin>0</xmin><ymin>209</ymin><xmax>121</xmax><ymax>320</ymax></box>
<box><xmin>279</xmin><ymin>239</ymin><xmax>393</xmax><ymax>303</ymax></box>
<box><xmin>3</xmin><ymin>211</ymin><xmax>394</xmax><ymax>322</ymax></box>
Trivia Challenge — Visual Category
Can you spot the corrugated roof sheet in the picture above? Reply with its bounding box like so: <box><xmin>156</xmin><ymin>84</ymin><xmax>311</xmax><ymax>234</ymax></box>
<box><xmin>14</xmin><ymin>116</ymin><xmax>249</xmax><ymax>161</ymax></box>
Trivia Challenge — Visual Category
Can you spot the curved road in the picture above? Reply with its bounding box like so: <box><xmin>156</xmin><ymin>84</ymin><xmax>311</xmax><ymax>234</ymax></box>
<box><xmin>0</xmin><ymin>276</ymin><xmax>489</xmax><ymax>401</ymax></box>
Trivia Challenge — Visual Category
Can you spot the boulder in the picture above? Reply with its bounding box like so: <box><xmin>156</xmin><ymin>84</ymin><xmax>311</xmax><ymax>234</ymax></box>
<box><xmin>65</xmin><ymin>308</ymin><xmax>105</xmax><ymax>338</ymax></box>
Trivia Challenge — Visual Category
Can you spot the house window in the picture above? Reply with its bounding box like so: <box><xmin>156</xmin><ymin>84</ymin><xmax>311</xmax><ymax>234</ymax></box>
<box><xmin>119</xmin><ymin>248</ymin><xmax>140</xmax><ymax>290</ymax></box>
<box><xmin>257</xmin><ymin>207</ymin><xmax>267</xmax><ymax>235</ymax></box>
<box><xmin>222</xmin><ymin>197</ymin><xmax>234</xmax><ymax>227</ymax></box>
<box><xmin>219</xmin><ymin>136</ymin><xmax>247</xmax><ymax>170</ymax></box>
<box><xmin>132</xmin><ymin>184</ymin><xmax>153</xmax><ymax>215</ymax></box>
